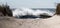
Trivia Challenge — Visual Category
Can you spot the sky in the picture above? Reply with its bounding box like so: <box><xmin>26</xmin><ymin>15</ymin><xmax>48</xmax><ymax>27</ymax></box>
<box><xmin>0</xmin><ymin>0</ymin><xmax>60</xmax><ymax>8</ymax></box>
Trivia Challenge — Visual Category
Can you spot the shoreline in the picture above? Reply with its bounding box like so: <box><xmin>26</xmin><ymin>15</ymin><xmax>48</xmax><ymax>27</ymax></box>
<box><xmin>0</xmin><ymin>15</ymin><xmax>60</xmax><ymax>28</ymax></box>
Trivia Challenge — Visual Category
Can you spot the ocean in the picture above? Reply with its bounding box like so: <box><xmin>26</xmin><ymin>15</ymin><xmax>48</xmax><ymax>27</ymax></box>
<box><xmin>12</xmin><ymin>8</ymin><xmax>56</xmax><ymax>19</ymax></box>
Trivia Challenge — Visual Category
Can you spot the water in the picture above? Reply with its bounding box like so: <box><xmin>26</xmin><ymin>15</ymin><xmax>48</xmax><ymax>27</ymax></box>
<box><xmin>12</xmin><ymin>8</ymin><xmax>56</xmax><ymax>18</ymax></box>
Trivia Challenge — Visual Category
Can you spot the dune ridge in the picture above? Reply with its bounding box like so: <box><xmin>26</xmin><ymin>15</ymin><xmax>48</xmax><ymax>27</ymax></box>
<box><xmin>0</xmin><ymin>15</ymin><xmax>60</xmax><ymax>28</ymax></box>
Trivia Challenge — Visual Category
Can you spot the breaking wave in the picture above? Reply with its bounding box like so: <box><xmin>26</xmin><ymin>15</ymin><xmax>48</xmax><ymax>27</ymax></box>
<box><xmin>12</xmin><ymin>8</ymin><xmax>55</xmax><ymax>18</ymax></box>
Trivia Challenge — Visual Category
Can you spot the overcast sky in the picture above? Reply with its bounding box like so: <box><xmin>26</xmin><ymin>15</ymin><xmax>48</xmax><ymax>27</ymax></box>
<box><xmin>0</xmin><ymin>0</ymin><xmax>60</xmax><ymax>8</ymax></box>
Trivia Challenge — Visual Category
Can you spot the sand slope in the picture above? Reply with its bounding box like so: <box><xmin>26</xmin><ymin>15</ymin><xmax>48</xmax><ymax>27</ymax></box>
<box><xmin>0</xmin><ymin>15</ymin><xmax>60</xmax><ymax>28</ymax></box>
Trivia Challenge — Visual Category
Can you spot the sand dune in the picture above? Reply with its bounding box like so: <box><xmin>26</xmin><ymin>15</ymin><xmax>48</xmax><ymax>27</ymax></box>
<box><xmin>0</xmin><ymin>15</ymin><xmax>60</xmax><ymax>28</ymax></box>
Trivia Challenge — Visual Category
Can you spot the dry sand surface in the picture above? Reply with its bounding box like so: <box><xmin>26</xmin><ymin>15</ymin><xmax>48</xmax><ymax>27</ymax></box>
<box><xmin>0</xmin><ymin>15</ymin><xmax>60</xmax><ymax>28</ymax></box>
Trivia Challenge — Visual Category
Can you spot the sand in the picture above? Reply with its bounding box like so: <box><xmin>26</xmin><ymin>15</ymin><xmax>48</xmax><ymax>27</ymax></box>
<box><xmin>0</xmin><ymin>15</ymin><xmax>60</xmax><ymax>28</ymax></box>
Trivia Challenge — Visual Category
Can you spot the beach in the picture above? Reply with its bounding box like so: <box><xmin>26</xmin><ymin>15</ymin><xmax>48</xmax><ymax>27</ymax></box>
<box><xmin>0</xmin><ymin>1</ymin><xmax>60</xmax><ymax>28</ymax></box>
<box><xmin>0</xmin><ymin>15</ymin><xmax>60</xmax><ymax>28</ymax></box>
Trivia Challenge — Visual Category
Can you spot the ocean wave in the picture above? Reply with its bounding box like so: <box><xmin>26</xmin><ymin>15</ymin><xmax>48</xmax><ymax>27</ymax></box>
<box><xmin>12</xmin><ymin>8</ymin><xmax>55</xmax><ymax>18</ymax></box>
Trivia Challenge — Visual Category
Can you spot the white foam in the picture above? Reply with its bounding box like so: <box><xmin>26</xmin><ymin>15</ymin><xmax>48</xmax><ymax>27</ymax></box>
<box><xmin>12</xmin><ymin>8</ymin><xmax>54</xmax><ymax>17</ymax></box>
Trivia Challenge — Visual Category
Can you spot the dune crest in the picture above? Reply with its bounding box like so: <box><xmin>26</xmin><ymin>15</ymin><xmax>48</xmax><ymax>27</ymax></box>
<box><xmin>0</xmin><ymin>15</ymin><xmax>60</xmax><ymax>28</ymax></box>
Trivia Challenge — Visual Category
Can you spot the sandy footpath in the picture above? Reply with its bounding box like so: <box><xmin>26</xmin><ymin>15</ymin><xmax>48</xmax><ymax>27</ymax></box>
<box><xmin>0</xmin><ymin>15</ymin><xmax>60</xmax><ymax>28</ymax></box>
